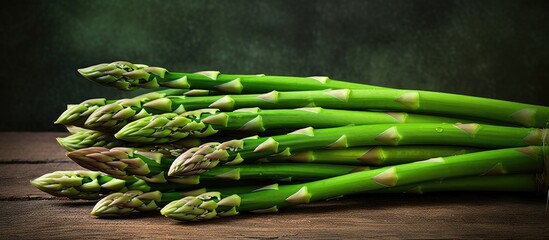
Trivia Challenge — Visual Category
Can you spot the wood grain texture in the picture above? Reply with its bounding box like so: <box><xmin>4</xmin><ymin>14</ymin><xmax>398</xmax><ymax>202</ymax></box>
<box><xmin>1</xmin><ymin>132</ymin><xmax>548</xmax><ymax>239</ymax></box>
<box><xmin>0</xmin><ymin>132</ymin><xmax>68</xmax><ymax>162</ymax></box>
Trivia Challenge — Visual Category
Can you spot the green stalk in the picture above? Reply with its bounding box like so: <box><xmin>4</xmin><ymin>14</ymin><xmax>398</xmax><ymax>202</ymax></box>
<box><xmin>369</xmin><ymin>174</ymin><xmax>538</xmax><ymax>194</ymax></box>
<box><xmin>192</xmin><ymin>163</ymin><xmax>365</xmax><ymax>182</ymax></box>
<box><xmin>115</xmin><ymin>108</ymin><xmax>473</xmax><ymax>143</ymax></box>
<box><xmin>78</xmin><ymin>61</ymin><xmax>381</xmax><ymax>92</ymax></box>
<box><xmin>82</xmin><ymin>88</ymin><xmax>549</xmax><ymax>130</ymax></box>
<box><xmin>31</xmin><ymin>171</ymin><xmax>155</xmax><ymax>200</ymax></box>
<box><xmin>91</xmin><ymin>183</ymin><xmax>265</xmax><ymax>216</ymax></box>
<box><xmin>266</xmin><ymin>145</ymin><xmax>482</xmax><ymax>166</ymax></box>
<box><xmin>66</xmin><ymin>147</ymin><xmax>184</xmax><ymax>184</ymax></box>
<box><xmin>92</xmin><ymin>174</ymin><xmax>540</xmax><ymax>216</ymax></box>
<box><xmin>66</xmin><ymin>147</ymin><xmax>383</xmax><ymax>184</ymax></box>
<box><xmin>31</xmin><ymin>170</ymin><xmax>271</xmax><ymax>200</ymax></box>
<box><xmin>161</xmin><ymin>146</ymin><xmax>546</xmax><ymax>221</ymax></box>
<box><xmin>57</xmin><ymin>128</ymin><xmax>131</xmax><ymax>151</ymax></box>
<box><xmin>169</xmin><ymin>123</ymin><xmax>547</xmax><ymax>175</ymax></box>
<box><xmin>55</xmin><ymin>89</ymin><xmax>195</xmax><ymax>126</ymax></box>
<box><xmin>56</xmin><ymin>128</ymin><xmax>203</xmax><ymax>155</ymax></box>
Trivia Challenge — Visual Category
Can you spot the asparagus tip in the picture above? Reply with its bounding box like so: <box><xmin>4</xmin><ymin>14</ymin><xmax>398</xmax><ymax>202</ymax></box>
<box><xmin>66</xmin><ymin>147</ymin><xmax>134</xmax><ymax>178</ymax></box>
<box><xmin>168</xmin><ymin>141</ymin><xmax>235</xmax><ymax>176</ymax></box>
<box><xmin>92</xmin><ymin>190</ymin><xmax>162</xmax><ymax>217</ymax></box>
<box><xmin>30</xmin><ymin>170</ymin><xmax>102</xmax><ymax>200</ymax></box>
<box><xmin>160</xmin><ymin>192</ymin><xmax>224</xmax><ymax>221</ymax></box>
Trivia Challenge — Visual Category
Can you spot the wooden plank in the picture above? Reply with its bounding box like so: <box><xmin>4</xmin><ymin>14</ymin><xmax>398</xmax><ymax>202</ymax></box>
<box><xmin>0</xmin><ymin>194</ymin><xmax>548</xmax><ymax>239</ymax></box>
<box><xmin>0</xmin><ymin>132</ymin><xmax>68</xmax><ymax>162</ymax></box>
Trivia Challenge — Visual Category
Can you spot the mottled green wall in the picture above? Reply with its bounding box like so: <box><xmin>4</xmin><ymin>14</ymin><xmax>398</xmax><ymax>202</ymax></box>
<box><xmin>1</xmin><ymin>0</ymin><xmax>548</xmax><ymax>131</ymax></box>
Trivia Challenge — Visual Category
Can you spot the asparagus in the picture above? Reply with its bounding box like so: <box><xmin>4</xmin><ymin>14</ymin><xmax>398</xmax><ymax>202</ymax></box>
<box><xmin>31</xmin><ymin>171</ymin><xmax>154</xmax><ymax>200</ymax></box>
<box><xmin>78</xmin><ymin>61</ymin><xmax>381</xmax><ymax>92</ymax></box>
<box><xmin>161</xmin><ymin>146</ymin><xmax>547</xmax><ymax>221</ymax></box>
<box><xmin>91</xmin><ymin>183</ymin><xmax>265</xmax><ymax>216</ymax></box>
<box><xmin>169</xmin><ymin>123</ymin><xmax>547</xmax><ymax>175</ymax></box>
<box><xmin>57</xmin><ymin>128</ymin><xmax>130</xmax><ymax>151</ymax></box>
<box><xmin>55</xmin><ymin>89</ymin><xmax>197</xmax><ymax>126</ymax></box>
<box><xmin>31</xmin><ymin>170</ymin><xmax>273</xmax><ymax>200</ymax></box>
<box><xmin>56</xmin><ymin>128</ymin><xmax>203</xmax><ymax>156</ymax></box>
<box><xmin>268</xmin><ymin>145</ymin><xmax>482</xmax><ymax>166</ymax></box>
<box><xmin>66</xmin><ymin>146</ymin><xmax>383</xmax><ymax>184</ymax></box>
<box><xmin>92</xmin><ymin>174</ymin><xmax>540</xmax><ymax>216</ymax></box>
<box><xmin>66</xmin><ymin>147</ymin><xmax>189</xmax><ymax>184</ymax></box>
<box><xmin>369</xmin><ymin>174</ymin><xmax>539</xmax><ymax>194</ymax></box>
<box><xmin>115</xmin><ymin>108</ymin><xmax>471</xmax><ymax>143</ymax></box>
<box><xmin>82</xmin><ymin>88</ymin><xmax>549</xmax><ymax>130</ymax></box>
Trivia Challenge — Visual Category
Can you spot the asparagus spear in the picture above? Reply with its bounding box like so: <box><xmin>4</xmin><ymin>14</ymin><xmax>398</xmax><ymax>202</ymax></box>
<box><xmin>57</xmin><ymin>128</ymin><xmax>130</xmax><ymax>151</ymax></box>
<box><xmin>56</xmin><ymin>128</ymin><xmax>203</xmax><ymax>156</ymax></box>
<box><xmin>169</xmin><ymin>123</ymin><xmax>547</xmax><ymax>175</ymax></box>
<box><xmin>82</xmin><ymin>88</ymin><xmax>549</xmax><ymax>129</ymax></box>
<box><xmin>115</xmin><ymin>108</ymin><xmax>471</xmax><ymax>143</ymax></box>
<box><xmin>161</xmin><ymin>146</ymin><xmax>547</xmax><ymax>221</ymax></box>
<box><xmin>65</xmin><ymin>145</ymin><xmax>483</xmax><ymax>184</ymax></box>
<box><xmin>369</xmin><ymin>174</ymin><xmax>539</xmax><ymax>194</ymax></box>
<box><xmin>55</xmin><ymin>89</ymin><xmax>197</xmax><ymax>126</ymax></box>
<box><xmin>91</xmin><ymin>174</ymin><xmax>540</xmax><ymax>216</ymax></box>
<box><xmin>65</xmin><ymin>147</ymin><xmax>193</xmax><ymax>184</ymax></box>
<box><xmin>78</xmin><ymin>61</ymin><xmax>381</xmax><ymax>92</ymax></box>
<box><xmin>66</xmin><ymin>146</ymin><xmax>381</xmax><ymax>184</ymax></box>
<box><xmin>268</xmin><ymin>145</ymin><xmax>482</xmax><ymax>166</ymax></box>
<box><xmin>31</xmin><ymin>171</ymin><xmax>152</xmax><ymax>200</ymax></box>
<box><xmin>31</xmin><ymin>170</ymin><xmax>264</xmax><ymax>200</ymax></box>
<box><xmin>91</xmin><ymin>183</ymin><xmax>265</xmax><ymax>216</ymax></box>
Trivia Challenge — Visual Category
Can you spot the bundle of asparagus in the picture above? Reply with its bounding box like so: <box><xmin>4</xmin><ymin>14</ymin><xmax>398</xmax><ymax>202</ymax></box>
<box><xmin>33</xmin><ymin>61</ymin><xmax>549</xmax><ymax>222</ymax></box>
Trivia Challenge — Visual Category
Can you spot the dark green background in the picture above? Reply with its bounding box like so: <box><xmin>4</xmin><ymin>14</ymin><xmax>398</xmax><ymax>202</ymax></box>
<box><xmin>1</xmin><ymin>0</ymin><xmax>548</xmax><ymax>131</ymax></box>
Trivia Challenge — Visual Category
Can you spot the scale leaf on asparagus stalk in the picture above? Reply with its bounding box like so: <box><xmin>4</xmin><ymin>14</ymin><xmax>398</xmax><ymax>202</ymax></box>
<box><xmin>114</xmin><ymin>108</ymin><xmax>472</xmax><ymax>144</ymax></box>
<box><xmin>78</xmin><ymin>61</ymin><xmax>381</xmax><ymax>93</ymax></box>
<box><xmin>168</xmin><ymin>123</ymin><xmax>548</xmax><ymax>176</ymax></box>
<box><xmin>161</xmin><ymin>146</ymin><xmax>548</xmax><ymax>221</ymax></box>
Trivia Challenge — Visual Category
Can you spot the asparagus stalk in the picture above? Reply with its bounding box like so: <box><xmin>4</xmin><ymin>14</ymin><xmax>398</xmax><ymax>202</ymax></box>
<box><xmin>57</xmin><ymin>128</ymin><xmax>129</xmax><ymax>151</ymax></box>
<box><xmin>267</xmin><ymin>145</ymin><xmax>482</xmax><ymax>166</ymax></box>
<box><xmin>115</xmin><ymin>108</ymin><xmax>472</xmax><ymax>143</ymax></box>
<box><xmin>66</xmin><ymin>146</ymin><xmax>384</xmax><ymax>184</ymax></box>
<box><xmin>31</xmin><ymin>171</ymin><xmax>154</xmax><ymax>200</ymax></box>
<box><xmin>369</xmin><ymin>174</ymin><xmax>539</xmax><ymax>194</ymax></box>
<box><xmin>56</xmin><ymin>128</ymin><xmax>203</xmax><ymax>156</ymax></box>
<box><xmin>65</xmin><ymin>147</ymin><xmax>190</xmax><ymax>184</ymax></box>
<box><xmin>91</xmin><ymin>183</ymin><xmax>265</xmax><ymax>216</ymax></box>
<box><xmin>31</xmin><ymin>170</ymin><xmax>275</xmax><ymax>200</ymax></box>
<box><xmin>82</xmin><ymin>88</ymin><xmax>549</xmax><ymax>130</ymax></box>
<box><xmin>161</xmin><ymin>146</ymin><xmax>547</xmax><ymax>221</ymax></box>
<box><xmin>78</xmin><ymin>61</ymin><xmax>381</xmax><ymax>92</ymax></box>
<box><xmin>169</xmin><ymin>123</ymin><xmax>547</xmax><ymax>175</ymax></box>
<box><xmin>55</xmin><ymin>89</ymin><xmax>197</xmax><ymax>126</ymax></box>
<box><xmin>91</xmin><ymin>174</ymin><xmax>541</xmax><ymax>216</ymax></box>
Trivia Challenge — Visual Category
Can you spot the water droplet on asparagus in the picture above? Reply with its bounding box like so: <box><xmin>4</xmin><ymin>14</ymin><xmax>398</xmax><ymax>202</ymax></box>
<box><xmin>435</xmin><ymin>127</ymin><xmax>444</xmax><ymax>133</ymax></box>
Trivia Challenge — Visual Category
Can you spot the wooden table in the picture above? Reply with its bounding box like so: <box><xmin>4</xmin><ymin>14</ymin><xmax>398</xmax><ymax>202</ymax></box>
<box><xmin>1</xmin><ymin>132</ymin><xmax>548</xmax><ymax>239</ymax></box>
